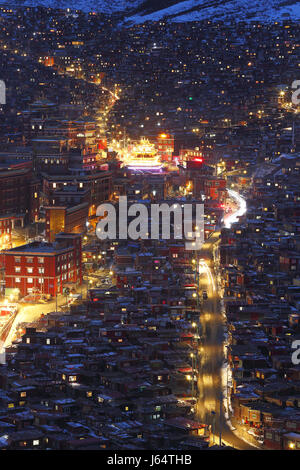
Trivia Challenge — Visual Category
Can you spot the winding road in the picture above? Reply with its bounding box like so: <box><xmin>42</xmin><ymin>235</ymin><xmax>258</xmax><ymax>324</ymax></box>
<box><xmin>195</xmin><ymin>191</ymin><xmax>255</xmax><ymax>449</ymax></box>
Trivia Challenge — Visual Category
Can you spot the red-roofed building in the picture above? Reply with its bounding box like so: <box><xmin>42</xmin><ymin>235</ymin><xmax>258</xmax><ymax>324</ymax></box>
<box><xmin>3</xmin><ymin>233</ymin><xmax>82</xmax><ymax>298</ymax></box>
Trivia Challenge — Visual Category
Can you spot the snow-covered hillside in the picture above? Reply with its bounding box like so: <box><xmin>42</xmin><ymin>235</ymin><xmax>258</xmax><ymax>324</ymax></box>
<box><xmin>8</xmin><ymin>0</ymin><xmax>300</xmax><ymax>22</ymax></box>
<box><xmin>129</xmin><ymin>0</ymin><xmax>300</xmax><ymax>23</ymax></box>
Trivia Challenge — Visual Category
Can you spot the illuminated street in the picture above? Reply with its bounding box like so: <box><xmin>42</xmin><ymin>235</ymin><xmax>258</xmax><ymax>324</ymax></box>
<box><xmin>196</xmin><ymin>195</ymin><xmax>255</xmax><ymax>449</ymax></box>
<box><xmin>2</xmin><ymin>282</ymin><xmax>90</xmax><ymax>348</ymax></box>
<box><xmin>3</xmin><ymin>299</ymin><xmax>62</xmax><ymax>348</ymax></box>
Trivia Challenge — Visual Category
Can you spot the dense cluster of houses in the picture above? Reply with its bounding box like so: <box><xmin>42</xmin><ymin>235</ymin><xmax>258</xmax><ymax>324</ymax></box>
<box><xmin>0</xmin><ymin>228</ymin><xmax>214</xmax><ymax>450</ymax></box>
<box><xmin>221</xmin><ymin>152</ymin><xmax>300</xmax><ymax>449</ymax></box>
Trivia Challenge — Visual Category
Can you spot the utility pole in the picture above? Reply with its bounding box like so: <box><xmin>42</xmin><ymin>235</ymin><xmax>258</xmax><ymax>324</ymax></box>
<box><xmin>227</xmin><ymin>355</ymin><xmax>229</xmax><ymax>413</ymax></box>
<box><xmin>193</xmin><ymin>249</ymin><xmax>200</xmax><ymax>308</ymax></box>
<box><xmin>291</xmin><ymin>120</ymin><xmax>295</xmax><ymax>152</ymax></box>
<box><xmin>211</xmin><ymin>410</ymin><xmax>216</xmax><ymax>444</ymax></box>
<box><xmin>191</xmin><ymin>353</ymin><xmax>195</xmax><ymax>399</ymax></box>
<box><xmin>219</xmin><ymin>390</ymin><xmax>222</xmax><ymax>446</ymax></box>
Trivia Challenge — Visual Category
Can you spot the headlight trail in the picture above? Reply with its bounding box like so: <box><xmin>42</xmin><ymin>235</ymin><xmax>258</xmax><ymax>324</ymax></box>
<box><xmin>224</xmin><ymin>189</ymin><xmax>247</xmax><ymax>229</ymax></box>
<box><xmin>198</xmin><ymin>259</ymin><xmax>216</xmax><ymax>292</ymax></box>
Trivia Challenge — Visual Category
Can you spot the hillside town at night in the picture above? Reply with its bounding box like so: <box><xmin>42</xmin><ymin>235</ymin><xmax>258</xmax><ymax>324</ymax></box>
<box><xmin>0</xmin><ymin>1</ymin><xmax>299</xmax><ymax>456</ymax></box>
